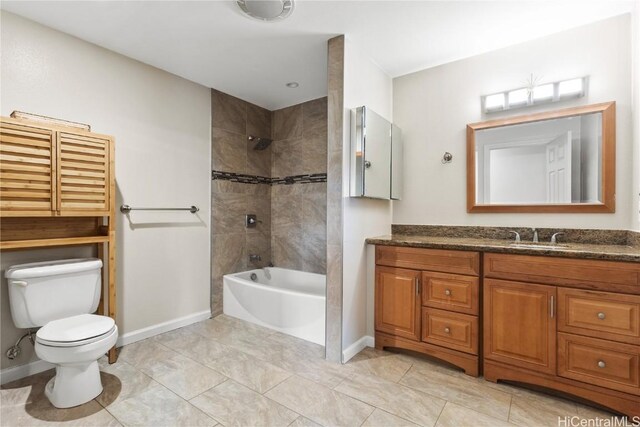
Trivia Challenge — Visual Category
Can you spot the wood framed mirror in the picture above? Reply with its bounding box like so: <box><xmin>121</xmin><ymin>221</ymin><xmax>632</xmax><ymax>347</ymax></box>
<box><xmin>466</xmin><ymin>101</ymin><xmax>615</xmax><ymax>213</ymax></box>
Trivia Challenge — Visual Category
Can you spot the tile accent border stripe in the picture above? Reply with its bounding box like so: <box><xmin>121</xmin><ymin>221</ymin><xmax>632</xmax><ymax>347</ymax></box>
<box><xmin>212</xmin><ymin>170</ymin><xmax>327</xmax><ymax>185</ymax></box>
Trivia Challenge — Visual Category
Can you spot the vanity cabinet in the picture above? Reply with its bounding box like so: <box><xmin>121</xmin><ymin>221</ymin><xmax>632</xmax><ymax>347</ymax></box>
<box><xmin>375</xmin><ymin>266</ymin><xmax>421</xmax><ymax>341</ymax></box>
<box><xmin>375</xmin><ymin>246</ymin><xmax>481</xmax><ymax>376</ymax></box>
<box><xmin>483</xmin><ymin>253</ymin><xmax>640</xmax><ymax>417</ymax></box>
<box><xmin>484</xmin><ymin>279</ymin><xmax>556</xmax><ymax>374</ymax></box>
<box><xmin>1</xmin><ymin>119</ymin><xmax>112</xmax><ymax>217</ymax></box>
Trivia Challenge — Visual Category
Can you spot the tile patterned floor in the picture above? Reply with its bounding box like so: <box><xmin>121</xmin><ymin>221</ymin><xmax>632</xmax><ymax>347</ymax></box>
<box><xmin>0</xmin><ymin>315</ymin><xmax>624</xmax><ymax>427</ymax></box>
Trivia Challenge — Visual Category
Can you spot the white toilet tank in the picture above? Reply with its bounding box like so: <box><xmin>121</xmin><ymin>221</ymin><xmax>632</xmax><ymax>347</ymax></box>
<box><xmin>5</xmin><ymin>258</ymin><xmax>103</xmax><ymax>329</ymax></box>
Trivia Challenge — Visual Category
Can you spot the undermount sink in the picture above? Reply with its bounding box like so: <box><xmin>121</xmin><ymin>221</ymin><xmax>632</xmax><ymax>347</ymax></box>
<box><xmin>510</xmin><ymin>243</ymin><xmax>569</xmax><ymax>250</ymax></box>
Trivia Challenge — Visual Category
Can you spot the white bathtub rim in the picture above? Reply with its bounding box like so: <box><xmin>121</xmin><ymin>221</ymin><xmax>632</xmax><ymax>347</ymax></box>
<box><xmin>224</xmin><ymin>268</ymin><xmax>326</xmax><ymax>299</ymax></box>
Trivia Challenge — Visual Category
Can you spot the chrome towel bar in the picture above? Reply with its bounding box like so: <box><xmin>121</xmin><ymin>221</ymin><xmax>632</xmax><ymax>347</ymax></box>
<box><xmin>120</xmin><ymin>205</ymin><xmax>199</xmax><ymax>214</ymax></box>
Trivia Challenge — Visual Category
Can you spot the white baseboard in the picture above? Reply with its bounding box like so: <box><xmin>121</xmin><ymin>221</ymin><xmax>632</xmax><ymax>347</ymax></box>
<box><xmin>0</xmin><ymin>309</ymin><xmax>211</xmax><ymax>385</ymax></box>
<box><xmin>116</xmin><ymin>309</ymin><xmax>211</xmax><ymax>347</ymax></box>
<box><xmin>0</xmin><ymin>359</ymin><xmax>54</xmax><ymax>385</ymax></box>
<box><xmin>342</xmin><ymin>335</ymin><xmax>374</xmax><ymax>363</ymax></box>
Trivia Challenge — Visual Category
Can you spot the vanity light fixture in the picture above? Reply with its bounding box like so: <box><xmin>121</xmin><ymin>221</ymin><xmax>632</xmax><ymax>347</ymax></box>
<box><xmin>484</xmin><ymin>93</ymin><xmax>505</xmax><ymax>112</ymax></box>
<box><xmin>558</xmin><ymin>78</ymin><xmax>584</xmax><ymax>97</ymax></box>
<box><xmin>482</xmin><ymin>76</ymin><xmax>588</xmax><ymax>113</ymax></box>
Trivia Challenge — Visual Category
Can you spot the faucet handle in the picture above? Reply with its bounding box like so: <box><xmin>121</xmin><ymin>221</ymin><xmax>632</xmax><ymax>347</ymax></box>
<box><xmin>508</xmin><ymin>231</ymin><xmax>521</xmax><ymax>242</ymax></box>
<box><xmin>550</xmin><ymin>232</ymin><xmax>565</xmax><ymax>244</ymax></box>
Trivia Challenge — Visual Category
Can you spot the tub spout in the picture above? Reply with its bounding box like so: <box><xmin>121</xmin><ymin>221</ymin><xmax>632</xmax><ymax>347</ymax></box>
<box><xmin>249</xmin><ymin>254</ymin><xmax>261</xmax><ymax>263</ymax></box>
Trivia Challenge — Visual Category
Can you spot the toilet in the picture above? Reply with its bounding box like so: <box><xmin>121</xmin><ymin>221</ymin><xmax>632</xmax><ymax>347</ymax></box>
<box><xmin>5</xmin><ymin>258</ymin><xmax>118</xmax><ymax>408</ymax></box>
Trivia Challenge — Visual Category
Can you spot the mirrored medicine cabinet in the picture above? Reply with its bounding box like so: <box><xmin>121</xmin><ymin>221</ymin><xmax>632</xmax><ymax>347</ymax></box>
<box><xmin>467</xmin><ymin>101</ymin><xmax>616</xmax><ymax>213</ymax></box>
<box><xmin>350</xmin><ymin>106</ymin><xmax>402</xmax><ymax>200</ymax></box>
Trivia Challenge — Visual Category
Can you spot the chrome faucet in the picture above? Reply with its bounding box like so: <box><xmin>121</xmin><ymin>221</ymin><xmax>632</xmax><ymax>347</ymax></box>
<box><xmin>550</xmin><ymin>232</ymin><xmax>565</xmax><ymax>244</ymax></box>
<box><xmin>531</xmin><ymin>228</ymin><xmax>539</xmax><ymax>243</ymax></box>
<box><xmin>249</xmin><ymin>254</ymin><xmax>261</xmax><ymax>262</ymax></box>
<box><xmin>508</xmin><ymin>231</ymin><xmax>521</xmax><ymax>242</ymax></box>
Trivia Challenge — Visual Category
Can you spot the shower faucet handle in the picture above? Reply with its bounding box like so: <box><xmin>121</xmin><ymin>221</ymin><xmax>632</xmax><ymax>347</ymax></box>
<box><xmin>246</xmin><ymin>214</ymin><xmax>262</xmax><ymax>228</ymax></box>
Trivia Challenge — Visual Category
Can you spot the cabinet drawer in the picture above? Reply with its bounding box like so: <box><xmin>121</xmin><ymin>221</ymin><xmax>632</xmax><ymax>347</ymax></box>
<box><xmin>558</xmin><ymin>333</ymin><xmax>640</xmax><ymax>395</ymax></box>
<box><xmin>558</xmin><ymin>288</ymin><xmax>640</xmax><ymax>345</ymax></box>
<box><xmin>421</xmin><ymin>308</ymin><xmax>478</xmax><ymax>355</ymax></box>
<box><xmin>376</xmin><ymin>246</ymin><xmax>480</xmax><ymax>276</ymax></box>
<box><xmin>422</xmin><ymin>271</ymin><xmax>479</xmax><ymax>315</ymax></box>
<box><xmin>484</xmin><ymin>253</ymin><xmax>640</xmax><ymax>294</ymax></box>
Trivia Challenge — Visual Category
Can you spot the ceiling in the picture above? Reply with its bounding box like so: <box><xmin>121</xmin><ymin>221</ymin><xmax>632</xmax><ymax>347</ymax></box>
<box><xmin>1</xmin><ymin>1</ymin><xmax>634</xmax><ymax>110</ymax></box>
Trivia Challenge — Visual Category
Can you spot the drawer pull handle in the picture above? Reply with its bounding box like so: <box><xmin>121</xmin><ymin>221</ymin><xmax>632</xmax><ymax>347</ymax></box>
<box><xmin>444</xmin><ymin>327</ymin><xmax>451</xmax><ymax>334</ymax></box>
<box><xmin>597</xmin><ymin>312</ymin><xmax>606</xmax><ymax>320</ymax></box>
<box><xmin>445</xmin><ymin>289</ymin><xmax>452</xmax><ymax>296</ymax></box>
<box><xmin>597</xmin><ymin>360</ymin><xmax>606</xmax><ymax>369</ymax></box>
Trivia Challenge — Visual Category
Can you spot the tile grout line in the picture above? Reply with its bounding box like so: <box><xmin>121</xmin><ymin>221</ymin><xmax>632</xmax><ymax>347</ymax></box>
<box><xmin>432</xmin><ymin>400</ymin><xmax>447</xmax><ymax>427</ymax></box>
<box><xmin>398</xmin><ymin>366</ymin><xmax>514</xmax><ymax>422</ymax></box>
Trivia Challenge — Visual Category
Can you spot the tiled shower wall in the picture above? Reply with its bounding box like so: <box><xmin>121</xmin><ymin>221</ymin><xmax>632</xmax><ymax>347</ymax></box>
<box><xmin>211</xmin><ymin>89</ymin><xmax>327</xmax><ymax>315</ymax></box>
<box><xmin>271</xmin><ymin>98</ymin><xmax>328</xmax><ymax>274</ymax></box>
<box><xmin>211</xmin><ymin>90</ymin><xmax>272</xmax><ymax>315</ymax></box>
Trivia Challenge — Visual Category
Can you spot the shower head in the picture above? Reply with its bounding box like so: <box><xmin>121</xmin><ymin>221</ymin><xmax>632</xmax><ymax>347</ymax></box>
<box><xmin>248</xmin><ymin>135</ymin><xmax>273</xmax><ymax>150</ymax></box>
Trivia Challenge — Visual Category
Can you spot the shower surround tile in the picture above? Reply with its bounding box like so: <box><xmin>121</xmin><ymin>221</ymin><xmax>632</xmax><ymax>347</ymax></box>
<box><xmin>303</xmin><ymin>97</ymin><xmax>328</xmax><ymax>136</ymax></box>
<box><xmin>212</xmin><ymin>89</ymin><xmax>247</xmax><ymax>135</ymax></box>
<box><xmin>247</xmin><ymin>102</ymin><xmax>272</xmax><ymax>138</ymax></box>
<box><xmin>325</xmin><ymin>35</ymin><xmax>344</xmax><ymax>362</ymax></box>
<box><xmin>211</xmin><ymin>91</ymin><xmax>272</xmax><ymax>316</ymax></box>
<box><xmin>211</xmin><ymin>89</ymin><xmax>327</xmax><ymax>318</ymax></box>
<box><xmin>212</xmin><ymin>128</ymin><xmax>247</xmax><ymax>174</ymax></box>
<box><xmin>272</xmin><ymin>231</ymin><xmax>305</xmax><ymax>271</ymax></box>
<box><xmin>211</xmin><ymin>192</ymin><xmax>247</xmax><ymax>235</ymax></box>
<box><xmin>273</xmin><ymin>104</ymin><xmax>303</xmax><ymax>140</ymax></box>
<box><xmin>270</xmin><ymin>98</ymin><xmax>327</xmax><ymax>275</ymax></box>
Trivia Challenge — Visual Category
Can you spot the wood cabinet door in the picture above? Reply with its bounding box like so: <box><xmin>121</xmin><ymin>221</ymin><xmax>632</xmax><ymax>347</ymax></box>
<box><xmin>484</xmin><ymin>278</ymin><xmax>557</xmax><ymax>374</ymax></box>
<box><xmin>57</xmin><ymin>131</ymin><xmax>111</xmax><ymax>215</ymax></box>
<box><xmin>0</xmin><ymin>121</ymin><xmax>56</xmax><ymax>215</ymax></box>
<box><xmin>375</xmin><ymin>266</ymin><xmax>421</xmax><ymax>341</ymax></box>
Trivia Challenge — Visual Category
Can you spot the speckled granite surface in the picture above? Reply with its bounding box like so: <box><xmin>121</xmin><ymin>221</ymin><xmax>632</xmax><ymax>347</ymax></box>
<box><xmin>369</xmin><ymin>226</ymin><xmax>640</xmax><ymax>263</ymax></box>
<box><xmin>391</xmin><ymin>225</ymin><xmax>631</xmax><ymax>246</ymax></box>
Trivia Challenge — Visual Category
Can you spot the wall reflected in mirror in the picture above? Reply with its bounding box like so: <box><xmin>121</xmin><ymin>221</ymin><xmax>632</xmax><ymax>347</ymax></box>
<box><xmin>475</xmin><ymin>113</ymin><xmax>602</xmax><ymax>205</ymax></box>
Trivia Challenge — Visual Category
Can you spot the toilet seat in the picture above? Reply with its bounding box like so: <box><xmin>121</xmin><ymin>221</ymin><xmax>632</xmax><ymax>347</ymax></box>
<box><xmin>36</xmin><ymin>314</ymin><xmax>115</xmax><ymax>348</ymax></box>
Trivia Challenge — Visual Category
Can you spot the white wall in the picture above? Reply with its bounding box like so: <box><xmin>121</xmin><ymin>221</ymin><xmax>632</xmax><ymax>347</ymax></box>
<box><xmin>393</xmin><ymin>14</ymin><xmax>633</xmax><ymax>229</ymax></box>
<box><xmin>341</xmin><ymin>37</ymin><xmax>393</xmax><ymax>360</ymax></box>
<box><xmin>0</xmin><ymin>12</ymin><xmax>211</xmax><ymax>375</ymax></box>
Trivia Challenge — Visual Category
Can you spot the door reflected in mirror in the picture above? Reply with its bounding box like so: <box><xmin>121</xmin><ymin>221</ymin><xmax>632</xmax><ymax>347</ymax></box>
<box><xmin>467</xmin><ymin>102</ymin><xmax>615</xmax><ymax>213</ymax></box>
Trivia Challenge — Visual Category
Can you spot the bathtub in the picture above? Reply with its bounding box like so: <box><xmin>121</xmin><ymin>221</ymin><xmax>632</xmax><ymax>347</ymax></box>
<box><xmin>223</xmin><ymin>268</ymin><xmax>326</xmax><ymax>345</ymax></box>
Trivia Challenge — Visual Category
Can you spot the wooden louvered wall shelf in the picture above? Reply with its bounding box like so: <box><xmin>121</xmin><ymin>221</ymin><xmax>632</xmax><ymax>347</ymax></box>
<box><xmin>0</xmin><ymin>116</ymin><xmax>118</xmax><ymax>363</ymax></box>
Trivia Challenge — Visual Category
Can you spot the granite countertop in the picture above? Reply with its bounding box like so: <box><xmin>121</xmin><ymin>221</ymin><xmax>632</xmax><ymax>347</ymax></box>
<box><xmin>366</xmin><ymin>234</ymin><xmax>640</xmax><ymax>263</ymax></box>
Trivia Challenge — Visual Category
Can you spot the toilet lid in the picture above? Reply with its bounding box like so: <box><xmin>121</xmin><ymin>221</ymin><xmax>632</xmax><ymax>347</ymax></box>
<box><xmin>37</xmin><ymin>314</ymin><xmax>115</xmax><ymax>344</ymax></box>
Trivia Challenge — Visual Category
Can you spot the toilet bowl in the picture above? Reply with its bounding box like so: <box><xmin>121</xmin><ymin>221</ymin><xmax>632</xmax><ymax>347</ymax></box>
<box><xmin>35</xmin><ymin>314</ymin><xmax>118</xmax><ymax>408</ymax></box>
<box><xmin>5</xmin><ymin>259</ymin><xmax>118</xmax><ymax>409</ymax></box>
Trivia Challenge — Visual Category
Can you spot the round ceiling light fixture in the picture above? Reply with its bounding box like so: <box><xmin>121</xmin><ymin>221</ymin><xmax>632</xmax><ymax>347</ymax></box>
<box><xmin>237</xmin><ymin>0</ymin><xmax>294</xmax><ymax>22</ymax></box>
<box><xmin>286</xmin><ymin>82</ymin><xmax>299</xmax><ymax>88</ymax></box>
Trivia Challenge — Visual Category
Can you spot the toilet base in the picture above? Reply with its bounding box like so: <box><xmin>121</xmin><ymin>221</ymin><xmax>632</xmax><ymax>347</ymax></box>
<box><xmin>45</xmin><ymin>360</ymin><xmax>103</xmax><ymax>408</ymax></box>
